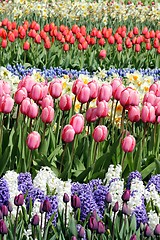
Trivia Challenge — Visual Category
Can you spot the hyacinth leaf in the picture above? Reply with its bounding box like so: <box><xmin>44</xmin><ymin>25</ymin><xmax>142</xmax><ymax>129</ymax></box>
<box><xmin>48</xmin><ymin>146</ymin><xmax>63</xmax><ymax>163</ymax></box>
<box><xmin>141</xmin><ymin>162</ymin><xmax>155</xmax><ymax>180</ymax></box>
<box><xmin>86</xmin><ymin>229</ymin><xmax>92</xmax><ymax>240</ymax></box>
<box><xmin>75</xmin><ymin>167</ymin><xmax>92</xmax><ymax>182</ymax></box>
<box><xmin>43</xmin><ymin>213</ymin><xmax>56</xmax><ymax>240</ymax></box>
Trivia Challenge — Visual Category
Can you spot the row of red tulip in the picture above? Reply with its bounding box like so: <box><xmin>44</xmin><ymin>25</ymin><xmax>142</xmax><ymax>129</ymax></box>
<box><xmin>0</xmin><ymin>19</ymin><xmax>159</xmax><ymax>53</ymax></box>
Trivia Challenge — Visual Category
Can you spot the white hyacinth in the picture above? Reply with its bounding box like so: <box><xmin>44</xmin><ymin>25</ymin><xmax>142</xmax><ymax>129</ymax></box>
<box><xmin>144</xmin><ymin>184</ymin><xmax>160</xmax><ymax>210</ymax></box>
<box><xmin>148</xmin><ymin>210</ymin><xmax>160</xmax><ymax>231</ymax></box>
<box><xmin>104</xmin><ymin>164</ymin><xmax>122</xmax><ymax>184</ymax></box>
<box><xmin>109</xmin><ymin>178</ymin><xmax>124</xmax><ymax>209</ymax></box>
<box><xmin>3</xmin><ymin>170</ymin><xmax>21</xmax><ymax>217</ymax></box>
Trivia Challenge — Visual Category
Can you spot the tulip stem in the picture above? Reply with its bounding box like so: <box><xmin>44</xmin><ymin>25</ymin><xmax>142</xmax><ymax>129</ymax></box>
<box><xmin>33</xmin><ymin>226</ymin><xmax>36</xmax><ymax>240</ymax></box>
<box><xmin>60</xmin><ymin>143</ymin><xmax>67</xmax><ymax>173</ymax></box>
<box><xmin>79</xmin><ymin>103</ymin><xmax>83</xmax><ymax>113</ymax></box>
<box><xmin>110</xmin><ymin>98</ymin><xmax>114</xmax><ymax>122</ymax></box>
<box><xmin>0</xmin><ymin>113</ymin><xmax>4</xmax><ymax>158</ymax></box>
<box><xmin>112</xmin><ymin>100</ymin><xmax>118</xmax><ymax>124</ymax></box>
<box><xmin>121</xmin><ymin>107</ymin><xmax>125</xmax><ymax>133</ymax></box>
<box><xmin>43</xmin><ymin>212</ymin><xmax>47</xmax><ymax>238</ymax></box>
<box><xmin>93</xmin><ymin>142</ymin><xmax>98</xmax><ymax>164</ymax></box>
<box><xmin>13</xmin><ymin>206</ymin><xmax>19</xmax><ymax>240</ymax></box>
<box><xmin>64</xmin><ymin>203</ymin><xmax>67</xmax><ymax>228</ymax></box>
<box><xmin>112</xmin><ymin>212</ymin><xmax>116</xmax><ymax>240</ymax></box>
<box><xmin>40</xmin><ymin>213</ymin><xmax>43</xmax><ymax>231</ymax></box>
<box><xmin>121</xmin><ymin>152</ymin><xmax>127</xmax><ymax>173</ymax></box>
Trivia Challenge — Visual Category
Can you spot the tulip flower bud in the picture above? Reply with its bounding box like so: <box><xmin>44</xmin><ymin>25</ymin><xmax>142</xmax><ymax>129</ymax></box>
<box><xmin>154</xmin><ymin>224</ymin><xmax>160</xmax><ymax>236</ymax></box>
<box><xmin>105</xmin><ymin>192</ymin><xmax>112</xmax><ymax>203</ymax></box>
<box><xmin>92</xmin><ymin>125</ymin><xmax>108</xmax><ymax>142</ymax></box>
<box><xmin>141</xmin><ymin>103</ymin><xmax>156</xmax><ymax>123</ymax></box>
<box><xmin>23</xmin><ymin>41</ymin><xmax>30</xmax><ymax>50</ymax></box>
<box><xmin>112</xmin><ymin>201</ymin><xmax>119</xmax><ymax>213</ymax></box>
<box><xmin>41</xmin><ymin>106</ymin><xmax>54</xmax><ymax>123</ymax></box>
<box><xmin>0</xmin><ymin>211</ymin><xmax>3</xmax><ymax>220</ymax></box>
<box><xmin>71</xmin><ymin>195</ymin><xmax>81</xmax><ymax>209</ymax></box>
<box><xmin>59</xmin><ymin>94</ymin><xmax>72</xmax><ymax>111</ymax></box>
<box><xmin>8</xmin><ymin>202</ymin><xmax>13</xmax><ymax>213</ymax></box>
<box><xmin>1</xmin><ymin>205</ymin><xmax>8</xmax><ymax>217</ymax></box>
<box><xmin>63</xmin><ymin>193</ymin><xmax>70</xmax><ymax>203</ymax></box>
<box><xmin>31</xmin><ymin>214</ymin><xmax>39</xmax><ymax>226</ymax></box>
<box><xmin>120</xmin><ymin>87</ymin><xmax>139</xmax><ymax>108</ymax></box>
<box><xmin>88</xmin><ymin>216</ymin><xmax>98</xmax><ymax>231</ymax></box>
<box><xmin>72</xmin><ymin>79</ymin><xmax>84</xmax><ymax>96</ymax></box>
<box><xmin>98</xmin><ymin>83</ymin><xmax>112</xmax><ymax>102</ymax></box>
<box><xmin>49</xmin><ymin>80</ymin><xmax>62</xmax><ymax>99</ymax></box>
<box><xmin>42</xmin><ymin>199</ymin><xmax>51</xmax><ymax>213</ymax></box>
<box><xmin>30</xmin><ymin>83</ymin><xmax>44</xmax><ymax>101</ymax></box>
<box><xmin>122</xmin><ymin>202</ymin><xmax>130</xmax><ymax>215</ymax></box>
<box><xmin>27</xmin><ymin>102</ymin><xmax>39</xmax><ymax>119</ymax></box>
<box><xmin>121</xmin><ymin>135</ymin><xmax>136</xmax><ymax>153</ymax></box>
<box><xmin>39</xmin><ymin>202</ymin><xmax>44</xmax><ymax>214</ymax></box>
<box><xmin>62</xmin><ymin>125</ymin><xmax>75</xmax><ymax>143</ymax></box>
<box><xmin>70</xmin><ymin>114</ymin><xmax>84</xmax><ymax>134</ymax></box>
<box><xmin>78</xmin><ymin>226</ymin><xmax>85</xmax><ymax>238</ymax></box>
<box><xmin>128</xmin><ymin>106</ymin><xmax>140</xmax><ymax>122</ymax></box>
<box><xmin>144</xmin><ymin>225</ymin><xmax>152</xmax><ymax>237</ymax></box>
<box><xmin>149</xmin><ymin>82</ymin><xmax>160</xmax><ymax>97</ymax></box>
<box><xmin>130</xmin><ymin>234</ymin><xmax>137</xmax><ymax>240</ymax></box>
<box><xmin>14</xmin><ymin>194</ymin><xmax>24</xmax><ymax>206</ymax></box>
<box><xmin>99</xmin><ymin>49</ymin><xmax>106</xmax><ymax>59</ymax></box>
<box><xmin>41</xmin><ymin>95</ymin><xmax>54</xmax><ymax>108</ymax></box>
<box><xmin>26</xmin><ymin>131</ymin><xmax>41</xmax><ymax>150</ymax></box>
<box><xmin>14</xmin><ymin>87</ymin><xmax>28</xmax><ymax>104</ymax></box>
<box><xmin>97</xmin><ymin>221</ymin><xmax>105</xmax><ymax>234</ymax></box>
<box><xmin>0</xmin><ymin>95</ymin><xmax>14</xmax><ymax>114</ymax></box>
<box><xmin>77</xmin><ymin>85</ymin><xmax>90</xmax><ymax>104</ymax></box>
<box><xmin>122</xmin><ymin>189</ymin><xmax>130</xmax><ymax>202</ymax></box>
<box><xmin>96</xmin><ymin>100</ymin><xmax>109</xmax><ymax>118</ymax></box>
<box><xmin>87</xmin><ymin>80</ymin><xmax>99</xmax><ymax>100</ymax></box>
<box><xmin>71</xmin><ymin>236</ymin><xmax>77</xmax><ymax>240</ymax></box>
<box><xmin>0</xmin><ymin>219</ymin><xmax>8</xmax><ymax>235</ymax></box>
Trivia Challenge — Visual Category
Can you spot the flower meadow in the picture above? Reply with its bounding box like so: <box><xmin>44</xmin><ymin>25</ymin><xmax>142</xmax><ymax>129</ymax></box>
<box><xmin>0</xmin><ymin>0</ymin><xmax>160</xmax><ymax>239</ymax></box>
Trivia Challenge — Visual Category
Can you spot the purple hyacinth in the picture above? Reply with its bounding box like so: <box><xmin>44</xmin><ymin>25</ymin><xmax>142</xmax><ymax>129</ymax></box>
<box><xmin>126</xmin><ymin>171</ymin><xmax>142</xmax><ymax>189</ymax></box>
<box><xmin>25</xmin><ymin>187</ymin><xmax>45</xmax><ymax>210</ymax></box>
<box><xmin>17</xmin><ymin>173</ymin><xmax>33</xmax><ymax>194</ymax></box>
<box><xmin>88</xmin><ymin>179</ymin><xmax>102</xmax><ymax>192</ymax></box>
<box><xmin>93</xmin><ymin>184</ymin><xmax>109</xmax><ymax>217</ymax></box>
<box><xmin>72</xmin><ymin>182</ymin><xmax>102</xmax><ymax>221</ymax></box>
<box><xmin>146</xmin><ymin>174</ymin><xmax>160</xmax><ymax>193</ymax></box>
<box><xmin>45</xmin><ymin>195</ymin><xmax>58</xmax><ymax>226</ymax></box>
<box><xmin>132</xmin><ymin>197</ymin><xmax>148</xmax><ymax>228</ymax></box>
<box><xmin>0</xmin><ymin>178</ymin><xmax>10</xmax><ymax>206</ymax></box>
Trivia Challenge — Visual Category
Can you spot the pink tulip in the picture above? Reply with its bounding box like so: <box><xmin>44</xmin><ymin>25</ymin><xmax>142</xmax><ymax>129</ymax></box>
<box><xmin>26</xmin><ymin>131</ymin><xmax>41</xmax><ymax>150</ymax></box>
<box><xmin>120</xmin><ymin>87</ymin><xmax>139</xmax><ymax>108</ymax></box>
<box><xmin>30</xmin><ymin>83</ymin><xmax>44</xmax><ymax>101</ymax></box>
<box><xmin>87</xmin><ymin>80</ymin><xmax>99</xmax><ymax>100</ymax></box>
<box><xmin>26</xmin><ymin>102</ymin><xmax>39</xmax><ymax>119</ymax></box>
<box><xmin>155</xmin><ymin>101</ymin><xmax>160</xmax><ymax>116</ymax></box>
<box><xmin>41</xmin><ymin>106</ymin><xmax>54</xmax><ymax>123</ymax></box>
<box><xmin>111</xmin><ymin>78</ymin><xmax>122</xmax><ymax>93</ymax></box>
<box><xmin>98</xmin><ymin>83</ymin><xmax>112</xmax><ymax>102</ymax></box>
<box><xmin>149</xmin><ymin>82</ymin><xmax>160</xmax><ymax>97</ymax></box>
<box><xmin>77</xmin><ymin>85</ymin><xmax>90</xmax><ymax>104</ymax></box>
<box><xmin>14</xmin><ymin>87</ymin><xmax>27</xmax><ymax>104</ymax></box>
<box><xmin>141</xmin><ymin>103</ymin><xmax>156</xmax><ymax>123</ymax></box>
<box><xmin>70</xmin><ymin>113</ymin><xmax>84</xmax><ymax>134</ymax></box>
<box><xmin>92</xmin><ymin>125</ymin><xmax>108</xmax><ymax>142</ymax></box>
<box><xmin>59</xmin><ymin>94</ymin><xmax>72</xmax><ymax>111</ymax></box>
<box><xmin>61</xmin><ymin>124</ymin><xmax>75</xmax><ymax>142</ymax></box>
<box><xmin>49</xmin><ymin>79</ymin><xmax>62</xmax><ymax>99</ymax></box>
<box><xmin>18</xmin><ymin>75</ymin><xmax>35</xmax><ymax>93</ymax></box>
<box><xmin>0</xmin><ymin>95</ymin><xmax>14</xmax><ymax>114</ymax></box>
<box><xmin>112</xmin><ymin>84</ymin><xmax>125</xmax><ymax>100</ymax></box>
<box><xmin>72</xmin><ymin>79</ymin><xmax>84</xmax><ymax>95</ymax></box>
<box><xmin>41</xmin><ymin>95</ymin><xmax>54</xmax><ymax>108</ymax></box>
<box><xmin>0</xmin><ymin>80</ymin><xmax>11</xmax><ymax>96</ymax></box>
<box><xmin>121</xmin><ymin>135</ymin><xmax>136</xmax><ymax>152</ymax></box>
<box><xmin>20</xmin><ymin>98</ymin><xmax>31</xmax><ymax>115</ymax></box>
<box><xmin>143</xmin><ymin>91</ymin><xmax>156</xmax><ymax>106</ymax></box>
<box><xmin>128</xmin><ymin>106</ymin><xmax>140</xmax><ymax>122</ymax></box>
<box><xmin>86</xmin><ymin>107</ymin><xmax>98</xmax><ymax>122</ymax></box>
<box><xmin>96</xmin><ymin>100</ymin><xmax>109</xmax><ymax>118</ymax></box>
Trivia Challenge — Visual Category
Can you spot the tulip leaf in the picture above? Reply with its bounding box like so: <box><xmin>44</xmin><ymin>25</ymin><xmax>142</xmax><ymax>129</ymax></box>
<box><xmin>154</xmin><ymin>159</ymin><xmax>160</xmax><ymax>174</ymax></box>
<box><xmin>0</xmin><ymin>146</ymin><xmax>11</xmax><ymax>177</ymax></box>
<box><xmin>141</xmin><ymin>162</ymin><xmax>155</xmax><ymax>180</ymax></box>
<box><xmin>134</xmin><ymin>139</ymin><xmax>142</xmax><ymax>171</ymax></box>
<box><xmin>75</xmin><ymin>167</ymin><xmax>92</xmax><ymax>182</ymax></box>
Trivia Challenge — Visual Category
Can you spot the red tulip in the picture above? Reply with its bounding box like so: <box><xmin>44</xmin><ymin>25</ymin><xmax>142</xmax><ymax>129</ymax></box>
<box><xmin>23</xmin><ymin>41</ymin><xmax>30</xmax><ymax>50</ymax></box>
<box><xmin>117</xmin><ymin>44</ymin><xmax>123</xmax><ymax>52</ymax></box>
<box><xmin>92</xmin><ymin>125</ymin><xmax>108</xmax><ymax>142</ymax></box>
<box><xmin>98</xmin><ymin>50</ymin><xmax>106</xmax><ymax>59</ymax></box>
<box><xmin>8</xmin><ymin>32</ymin><xmax>15</xmax><ymax>42</ymax></box>
<box><xmin>98</xmin><ymin>38</ymin><xmax>105</xmax><ymax>46</ymax></box>
<box><xmin>63</xmin><ymin>43</ymin><xmax>69</xmax><ymax>51</ymax></box>
<box><xmin>133</xmin><ymin>27</ymin><xmax>139</xmax><ymax>35</ymax></box>
<box><xmin>135</xmin><ymin>44</ymin><xmax>141</xmax><ymax>52</ymax></box>
<box><xmin>121</xmin><ymin>135</ymin><xmax>136</xmax><ymax>152</ymax></box>
<box><xmin>26</xmin><ymin>131</ymin><xmax>41</xmax><ymax>150</ymax></box>
<box><xmin>1</xmin><ymin>39</ymin><xmax>7</xmax><ymax>48</ymax></box>
<box><xmin>108</xmin><ymin>35</ymin><xmax>115</xmax><ymax>44</ymax></box>
<box><xmin>61</xmin><ymin>125</ymin><xmax>75</xmax><ymax>143</ymax></box>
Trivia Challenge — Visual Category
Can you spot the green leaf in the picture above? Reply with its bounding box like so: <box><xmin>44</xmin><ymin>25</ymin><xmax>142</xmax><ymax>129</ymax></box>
<box><xmin>134</xmin><ymin>139</ymin><xmax>142</xmax><ymax>171</ymax></box>
<box><xmin>130</xmin><ymin>214</ymin><xmax>137</xmax><ymax>232</ymax></box>
<box><xmin>141</xmin><ymin>162</ymin><xmax>155</xmax><ymax>180</ymax></box>
<box><xmin>68</xmin><ymin>215</ymin><xmax>77</xmax><ymax>237</ymax></box>
<box><xmin>154</xmin><ymin>159</ymin><xmax>160</xmax><ymax>174</ymax></box>
<box><xmin>75</xmin><ymin>167</ymin><xmax>92</xmax><ymax>182</ymax></box>
<box><xmin>0</xmin><ymin>146</ymin><xmax>11</xmax><ymax>176</ymax></box>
